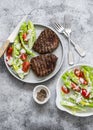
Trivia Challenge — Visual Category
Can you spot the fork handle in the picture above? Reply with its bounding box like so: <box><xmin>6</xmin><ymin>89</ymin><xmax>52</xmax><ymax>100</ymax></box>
<box><xmin>74</xmin><ymin>44</ymin><xmax>86</xmax><ymax>57</ymax></box>
<box><xmin>63</xmin><ymin>31</ymin><xmax>86</xmax><ymax>57</ymax></box>
<box><xmin>0</xmin><ymin>40</ymin><xmax>10</xmax><ymax>58</ymax></box>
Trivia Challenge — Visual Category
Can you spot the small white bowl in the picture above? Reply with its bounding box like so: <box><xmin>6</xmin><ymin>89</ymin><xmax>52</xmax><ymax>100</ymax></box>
<box><xmin>33</xmin><ymin>85</ymin><xmax>51</xmax><ymax>104</ymax></box>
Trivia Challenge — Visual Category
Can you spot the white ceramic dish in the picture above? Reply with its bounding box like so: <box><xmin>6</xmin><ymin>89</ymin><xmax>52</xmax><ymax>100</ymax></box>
<box><xmin>56</xmin><ymin>64</ymin><xmax>93</xmax><ymax>117</ymax></box>
<box><xmin>4</xmin><ymin>23</ymin><xmax>64</xmax><ymax>83</ymax></box>
<box><xmin>33</xmin><ymin>85</ymin><xmax>51</xmax><ymax>104</ymax></box>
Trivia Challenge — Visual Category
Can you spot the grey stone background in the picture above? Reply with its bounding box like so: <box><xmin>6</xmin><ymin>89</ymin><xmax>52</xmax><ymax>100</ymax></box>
<box><xmin>0</xmin><ymin>0</ymin><xmax>93</xmax><ymax>130</ymax></box>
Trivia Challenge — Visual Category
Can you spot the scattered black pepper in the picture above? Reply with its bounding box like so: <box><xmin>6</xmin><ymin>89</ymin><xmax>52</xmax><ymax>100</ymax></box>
<box><xmin>37</xmin><ymin>89</ymin><xmax>47</xmax><ymax>102</ymax></box>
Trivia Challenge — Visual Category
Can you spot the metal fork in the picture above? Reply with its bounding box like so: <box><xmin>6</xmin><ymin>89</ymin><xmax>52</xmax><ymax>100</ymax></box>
<box><xmin>51</xmin><ymin>20</ymin><xmax>86</xmax><ymax>57</ymax></box>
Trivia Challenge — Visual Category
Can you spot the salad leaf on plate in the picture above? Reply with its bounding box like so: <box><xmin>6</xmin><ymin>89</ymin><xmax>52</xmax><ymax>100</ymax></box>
<box><xmin>6</xmin><ymin>20</ymin><xmax>36</xmax><ymax>79</ymax></box>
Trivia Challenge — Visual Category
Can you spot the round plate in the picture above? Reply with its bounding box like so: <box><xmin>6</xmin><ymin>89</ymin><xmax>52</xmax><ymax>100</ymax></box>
<box><xmin>56</xmin><ymin>64</ymin><xmax>93</xmax><ymax>117</ymax></box>
<box><xmin>4</xmin><ymin>24</ymin><xmax>64</xmax><ymax>83</ymax></box>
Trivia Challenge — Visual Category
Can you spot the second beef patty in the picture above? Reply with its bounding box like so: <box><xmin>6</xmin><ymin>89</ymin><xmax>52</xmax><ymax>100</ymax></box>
<box><xmin>30</xmin><ymin>54</ymin><xmax>58</xmax><ymax>77</ymax></box>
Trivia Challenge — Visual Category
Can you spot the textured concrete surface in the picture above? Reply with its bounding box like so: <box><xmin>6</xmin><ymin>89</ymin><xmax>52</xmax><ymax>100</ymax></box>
<box><xmin>0</xmin><ymin>0</ymin><xmax>93</xmax><ymax>130</ymax></box>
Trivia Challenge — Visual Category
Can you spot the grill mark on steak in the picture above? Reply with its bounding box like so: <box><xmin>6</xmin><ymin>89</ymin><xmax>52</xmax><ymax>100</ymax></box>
<box><xmin>31</xmin><ymin>54</ymin><xmax>58</xmax><ymax>77</ymax></box>
<box><xmin>33</xmin><ymin>28</ymin><xmax>59</xmax><ymax>54</ymax></box>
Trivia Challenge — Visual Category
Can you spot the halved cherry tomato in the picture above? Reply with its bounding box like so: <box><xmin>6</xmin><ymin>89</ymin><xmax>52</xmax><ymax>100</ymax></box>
<box><xmin>79</xmin><ymin>77</ymin><xmax>88</xmax><ymax>85</ymax></box>
<box><xmin>74</xmin><ymin>69</ymin><xmax>84</xmax><ymax>78</ymax></box>
<box><xmin>71</xmin><ymin>82</ymin><xmax>81</xmax><ymax>92</ymax></box>
<box><xmin>20</xmin><ymin>53</ymin><xmax>27</xmax><ymax>61</ymax></box>
<box><xmin>22</xmin><ymin>33</ymin><xmax>27</xmax><ymax>41</ymax></box>
<box><xmin>7</xmin><ymin>46</ymin><xmax>13</xmax><ymax>56</ymax></box>
<box><xmin>83</xmin><ymin>80</ymin><xmax>88</xmax><ymax>85</ymax></box>
<box><xmin>79</xmin><ymin>71</ymin><xmax>84</xmax><ymax>77</ymax></box>
<box><xmin>81</xmin><ymin>89</ymin><xmax>90</xmax><ymax>98</ymax></box>
<box><xmin>22</xmin><ymin>61</ymin><xmax>30</xmax><ymax>72</ymax></box>
<box><xmin>61</xmin><ymin>86</ymin><xmax>70</xmax><ymax>94</ymax></box>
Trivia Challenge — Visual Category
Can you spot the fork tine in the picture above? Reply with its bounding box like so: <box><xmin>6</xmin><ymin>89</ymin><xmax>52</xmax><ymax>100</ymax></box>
<box><xmin>52</xmin><ymin>23</ymin><xmax>60</xmax><ymax>31</ymax></box>
<box><xmin>55</xmin><ymin>23</ymin><xmax>64</xmax><ymax>30</ymax></box>
<box><xmin>50</xmin><ymin>19</ymin><xmax>64</xmax><ymax>33</ymax></box>
<box><xmin>53</xmin><ymin>22</ymin><xmax>64</xmax><ymax>31</ymax></box>
<box><xmin>54</xmin><ymin>22</ymin><xmax>60</xmax><ymax>29</ymax></box>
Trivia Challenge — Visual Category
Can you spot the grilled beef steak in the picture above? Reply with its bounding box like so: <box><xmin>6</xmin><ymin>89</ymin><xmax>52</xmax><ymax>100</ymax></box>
<box><xmin>33</xmin><ymin>28</ymin><xmax>59</xmax><ymax>54</ymax></box>
<box><xmin>31</xmin><ymin>54</ymin><xmax>58</xmax><ymax>76</ymax></box>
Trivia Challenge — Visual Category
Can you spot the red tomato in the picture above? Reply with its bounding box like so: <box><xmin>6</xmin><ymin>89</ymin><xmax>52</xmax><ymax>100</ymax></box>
<box><xmin>61</xmin><ymin>86</ymin><xmax>70</xmax><ymax>94</ymax></box>
<box><xmin>83</xmin><ymin>80</ymin><xmax>88</xmax><ymax>85</ymax></box>
<box><xmin>7</xmin><ymin>46</ymin><xmax>13</xmax><ymax>56</ymax></box>
<box><xmin>81</xmin><ymin>89</ymin><xmax>90</xmax><ymax>98</ymax></box>
<box><xmin>7</xmin><ymin>55</ymin><xmax>11</xmax><ymax>60</ymax></box>
<box><xmin>79</xmin><ymin>71</ymin><xmax>84</xmax><ymax>77</ymax></box>
<box><xmin>71</xmin><ymin>82</ymin><xmax>81</xmax><ymax>92</ymax></box>
<box><xmin>20</xmin><ymin>53</ymin><xmax>27</xmax><ymax>61</ymax></box>
<box><xmin>79</xmin><ymin>77</ymin><xmax>88</xmax><ymax>85</ymax></box>
<box><xmin>74</xmin><ymin>69</ymin><xmax>84</xmax><ymax>78</ymax></box>
<box><xmin>22</xmin><ymin>61</ymin><xmax>30</xmax><ymax>72</ymax></box>
<box><xmin>22</xmin><ymin>33</ymin><xmax>27</xmax><ymax>41</ymax></box>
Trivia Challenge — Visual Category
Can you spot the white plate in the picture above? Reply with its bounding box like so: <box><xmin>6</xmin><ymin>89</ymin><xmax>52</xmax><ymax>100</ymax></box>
<box><xmin>4</xmin><ymin>24</ymin><xmax>64</xmax><ymax>83</ymax></box>
<box><xmin>56</xmin><ymin>64</ymin><xmax>93</xmax><ymax>117</ymax></box>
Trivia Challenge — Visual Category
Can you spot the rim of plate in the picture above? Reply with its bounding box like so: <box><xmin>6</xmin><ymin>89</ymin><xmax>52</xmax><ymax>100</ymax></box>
<box><xmin>56</xmin><ymin>63</ymin><xmax>93</xmax><ymax>117</ymax></box>
<box><xmin>4</xmin><ymin>23</ymin><xmax>64</xmax><ymax>83</ymax></box>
